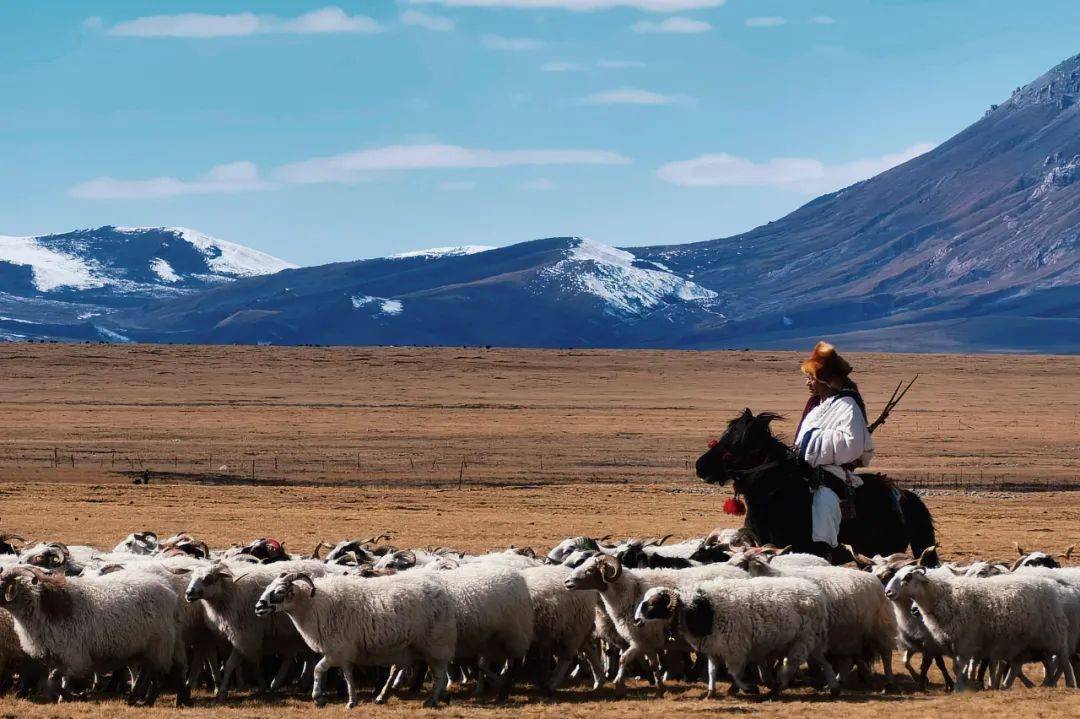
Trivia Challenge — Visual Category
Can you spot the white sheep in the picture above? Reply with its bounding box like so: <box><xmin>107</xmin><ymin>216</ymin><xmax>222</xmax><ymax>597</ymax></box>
<box><xmin>0</xmin><ymin>564</ymin><xmax>190</xmax><ymax>706</ymax></box>
<box><xmin>633</xmin><ymin>578</ymin><xmax>838</xmax><ymax>697</ymax></box>
<box><xmin>855</xmin><ymin>552</ymin><xmax>955</xmax><ymax>689</ymax></box>
<box><xmin>738</xmin><ymin>552</ymin><xmax>896</xmax><ymax>687</ymax></box>
<box><xmin>254</xmin><ymin>571</ymin><xmax>457</xmax><ymax>708</ymax></box>
<box><xmin>564</xmin><ymin>554</ymin><xmax>746</xmax><ymax>696</ymax></box>
<box><xmin>177</xmin><ymin>559</ymin><xmax>329</xmax><ymax>699</ymax></box>
<box><xmin>520</xmin><ymin>564</ymin><xmax>605</xmax><ymax>691</ymax></box>
<box><xmin>885</xmin><ymin>565</ymin><xmax>1077</xmax><ymax>690</ymax></box>
<box><xmin>421</xmin><ymin>563</ymin><xmax>535</xmax><ymax>700</ymax></box>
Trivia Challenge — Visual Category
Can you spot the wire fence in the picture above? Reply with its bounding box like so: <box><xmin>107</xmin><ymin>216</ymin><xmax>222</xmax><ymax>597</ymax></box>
<box><xmin>0</xmin><ymin>446</ymin><xmax>1078</xmax><ymax>493</ymax></box>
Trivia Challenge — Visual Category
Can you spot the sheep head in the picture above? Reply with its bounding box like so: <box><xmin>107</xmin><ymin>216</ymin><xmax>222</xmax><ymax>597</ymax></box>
<box><xmin>883</xmin><ymin>564</ymin><xmax>928</xmax><ymax>601</ymax></box>
<box><xmin>633</xmin><ymin>586</ymin><xmax>679</xmax><ymax>627</ymax></box>
<box><xmin>564</xmin><ymin>554</ymin><xmax>622</xmax><ymax>591</ymax></box>
<box><xmin>255</xmin><ymin>572</ymin><xmax>316</xmax><ymax>616</ymax></box>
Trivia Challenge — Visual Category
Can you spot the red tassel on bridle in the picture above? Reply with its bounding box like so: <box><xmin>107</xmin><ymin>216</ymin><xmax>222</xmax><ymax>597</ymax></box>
<box><xmin>723</xmin><ymin>495</ymin><xmax>746</xmax><ymax>516</ymax></box>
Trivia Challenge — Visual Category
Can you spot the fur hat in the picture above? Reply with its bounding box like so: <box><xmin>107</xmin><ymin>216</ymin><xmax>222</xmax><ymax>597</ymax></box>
<box><xmin>800</xmin><ymin>341</ymin><xmax>852</xmax><ymax>389</ymax></box>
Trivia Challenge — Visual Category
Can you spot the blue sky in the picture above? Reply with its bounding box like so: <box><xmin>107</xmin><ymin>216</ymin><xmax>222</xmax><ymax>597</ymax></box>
<box><xmin>3</xmin><ymin>1</ymin><xmax>1080</xmax><ymax>265</ymax></box>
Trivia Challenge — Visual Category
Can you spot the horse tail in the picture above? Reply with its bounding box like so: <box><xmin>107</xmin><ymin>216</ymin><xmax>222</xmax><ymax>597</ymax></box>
<box><xmin>900</xmin><ymin>490</ymin><xmax>939</xmax><ymax>567</ymax></box>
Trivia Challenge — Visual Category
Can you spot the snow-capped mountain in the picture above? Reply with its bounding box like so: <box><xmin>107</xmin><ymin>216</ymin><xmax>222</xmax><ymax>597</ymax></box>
<box><xmin>104</xmin><ymin>236</ymin><xmax>727</xmax><ymax>346</ymax></box>
<box><xmin>7</xmin><ymin>53</ymin><xmax>1080</xmax><ymax>350</ymax></box>
<box><xmin>0</xmin><ymin>226</ymin><xmax>292</xmax><ymax>341</ymax></box>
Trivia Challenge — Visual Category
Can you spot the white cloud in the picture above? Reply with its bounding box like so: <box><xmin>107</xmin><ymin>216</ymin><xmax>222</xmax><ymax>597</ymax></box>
<box><xmin>746</xmin><ymin>16</ymin><xmax>785</xmax><ymax>28</ymax></box>
<box><xmin>523</xmin><ymin>178</ymin><xmax>556</xmax><ymax>190</ymax></box>
<box><xmin>483</xmin><ymin>34</ymin><xmax>545</xmax><ymax>50</ymax></box>
<box><xmin>438</xmin><ymin>180</ymin><xmax>476</xmax><ymax>191</ymax></box>
<box><xmin>598</xmin><ymin>59</ymin><xmax>646</xmax><ymax>68</ymax></box>
<box><xmin>107</xmin><ymin>7</ymin><xmax>382</xmax><ymax>38</ymax></box>
<box><xmin>410</xmin><ymin>0</ymin><xmax>724</xmax><ymax>11</ymax></box>
<box><xmin>631</xmin><ymin>16</ymin><xmax>710</xmax><ymax>33</ymax></box>
<box><xmin>541</xmin><ymin>60</ymin><xmax>585</xmax><ymax>72</ymax></box>
<box><xmin>582</xmin><ymin>88</ymin><xmax>691</xmax><ymax>105</ymax></box>
<box><xmin>656</xmin><ymin>143</ymin><xmax>935</xmax><ymax>193</ymax></box>
<box><xmin>401</xmin><ymin>10</ymin><xmax>455</xmax><ymax>31</ymax></box>
<box><xmin>71</xmin><ymin>161</ymin><xmax>270</xmax><ymax>199</ymax></box>
<box><xmin>275</xmin><ymin>144</ymin><xmax>631</xmax><ymax>184</ymax></box>
<box><xmin>809</xmin><ymin>15</ymin><xmax>836</xmax><ymax>25</ymax></box>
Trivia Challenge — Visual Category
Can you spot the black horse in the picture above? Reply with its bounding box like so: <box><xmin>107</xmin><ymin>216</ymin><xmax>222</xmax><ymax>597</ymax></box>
<box><xmin>696</xmin><ymin>409</ymin><xmax>937</xmax><ymax>565</ymax></box>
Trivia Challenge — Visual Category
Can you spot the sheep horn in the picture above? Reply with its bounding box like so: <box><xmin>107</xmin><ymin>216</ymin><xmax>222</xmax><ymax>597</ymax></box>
<box><xmin>843</xmin><ymin>544</ymin><xmax>875</xmax><ymax>570</ymax></box>
<box><xmin>285</xmin><ymin>572</ymin><xmax>316</xmax><ymax>597</ymax></box>
<box><xmin>97</xmin><ymin>564</ymin><xmax>125</xmax><ymax>575</ymax></box>
<box><xmin>598</xmin><ymin>555</ymin><xmax>622</xmax><ymax>582</ymax></box>
<box><xmin>654</xmin><ymin>534</ymin><xmax>674</xmax><ymax>546</ymax></box>
<box><xmin>1061</xmin><ymin>545</ymin><xmax>1075</xmax><ymax>560</ymax></box>
<box><xmin>311</xmin><ymin>541</ymin><xmax>331</xmax><ymax>560</ymax></box>
<box><xmin>1014</xmin><ymin>542</ymin><xmax>1025</xmax><ymax>557</ymax></box>
<box><xmin>0</xmin><ymin>534</ymin><xmax>26</xmax><ymax>544</ymax></box>
<box><xmin>1009</xmin><ymin>555</ymin><xmax>1026</xmax><ymax>572</ymax></box>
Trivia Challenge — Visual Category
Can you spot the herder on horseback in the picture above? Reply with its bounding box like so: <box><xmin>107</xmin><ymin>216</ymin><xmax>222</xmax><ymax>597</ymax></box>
<box><xmin>695</xmin><ymin>343</ymin><xmax>936</xmax><ymax>565</ymax></box>
<box><xmin>794</xmin><ymin>341</ymin><xmax>874</xmax><ymax>561</ymax></box>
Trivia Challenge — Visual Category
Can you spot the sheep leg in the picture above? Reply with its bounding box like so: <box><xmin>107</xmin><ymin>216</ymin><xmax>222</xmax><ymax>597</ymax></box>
<box><xmin>374</xmin><ymin>664</ymin><xmax>398</xmax><ymax>705</ymax></box>
<box><xmin>127</xmin><ymin>668</ymin><xmax>150</xmax><ymax>706</ymax></box>
<box><xmin>1001</xmin><ymin>660</ymin><xmax>1025</xmax><ymax>690</ymax></box>
<box><xmin>879</xmin><ymin>649</ymin><xmax>895</xmax><ymax>690</ymax></box>
<box><xmin>988</xmin><ymin>661</ymin><xmax>1003</xmax><ymax>690</ymax></box>
<box><xmin>952</xmin><ymin>656</ymin><xmax>970</xmax><ymax>692</ymax></box>
<box><xmin>581</xmin><ymin>642</ymin><xmax>606</xmax><ymax>690</ymax></box>
<box><xmin>269</xmin><ymin>656</ymin><xmax>294</xmax><ymax>693</ymax></box>
<box><xmin>705</xmin><ymin>656</ymin><xmax>719</xmax><ymax>699</ymax></box>
<box><xmin>727</xmin><ymin>658</ymin><xmax>759</xmax><ymax>695</ymax></box>
<box><xmin>495</xmin><ymin>658</ymin><xmax>521</xmax><ymax>704</ymax></box>
<box><xmin>809</xmin><ymin>648</ymin><xmax>840</xmax><ymax>695</ymax></box>
<box><xmin>547</xmin><ymin>657</ymin><xmax>572</xmax><ymax>691</ymax></box>
<box><xmin>1010</xmin><ymin>664</ymin><xmax>1035</xmax><ymax>689</ymax></box>
<box><xmin>216</xmin><ymin>649</ymin><xmax>242</xmax><ymax>700</ymax></box>
<box><xmin>1063</xmin><ymin>654</ymin><xmax>1078</xmax><ymax>688</ymax></box>
<box><xmin>611</xmin><ymin>645</ymin><xmax>643</xmax><ymax>695</ymax></box>
<box><xmin>933</xmin><ymin>655</ymin><xmax>954</xmax><ymax>690</ymax></box>
<box><xmin>424</xmin><ymin>660</ymin><xmax>450</xmax><ymax>708</ymax></box>
<box><xmin>903</xmin><ymin>650</ymin><xmax>918</xmax><ymax>681</ymax></box>
<box><xmin>142</xmin><ymin>671</ymin><xmax>162</xmax><ymax>708</ymax></box>
<box><xmin>647</xmin><ymin>653</ymin><xmax>665</xmax><ymax>697</ymax></box>
<box><xmin>311</xmin><ymin>656</ymin><xmax>330</xmax><ymax>707</ymax></box>
<box><xmin>342</xmin><ymin>664</ymin><xmax>360</xmax><ymax>709</ymax></box>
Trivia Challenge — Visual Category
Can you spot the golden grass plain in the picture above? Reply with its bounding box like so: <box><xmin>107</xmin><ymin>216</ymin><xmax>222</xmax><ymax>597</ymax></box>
<box><xmin>0</xmin><ymin>343</ymin><xmax>1078</xmax><ymax>718</ymax></box>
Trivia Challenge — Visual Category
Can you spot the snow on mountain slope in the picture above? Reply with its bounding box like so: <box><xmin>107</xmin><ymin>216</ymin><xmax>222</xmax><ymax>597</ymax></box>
<box><xmin>538</xmin><ymin>238</ymin><xmax>718</xmax><ymax>317</ymax></box>
<box><xmin>0</xmin><ymin>235</ymin><xmax>106</xmax><ymax>292</ymax></box>
<box><xmin>0</xmin><ymin>226</ymin><xmax>293</xmax><ymax>299</ymax></box>
<box><xmin>148</xmin><ymin>226</ymin><xmax>295</xmax><ymax>277</ymax></box>
<box><xmin>391</xmin><ymin>245</ymin><xmax>495</xmax><ymax>260</ymax></box>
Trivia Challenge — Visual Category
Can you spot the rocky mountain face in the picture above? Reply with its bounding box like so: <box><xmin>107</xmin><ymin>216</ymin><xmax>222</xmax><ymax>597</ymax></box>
<box><xmin>5</xmin><ymin>54</ymin><xmax>1080</xmax><ymax>351</ymax></box>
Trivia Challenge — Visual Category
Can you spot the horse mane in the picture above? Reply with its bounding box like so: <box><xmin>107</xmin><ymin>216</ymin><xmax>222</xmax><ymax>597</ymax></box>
<box><xmin>727</xmin><ymin>410</ymin><xmax>790</xmax><ymax>459</ymax></box>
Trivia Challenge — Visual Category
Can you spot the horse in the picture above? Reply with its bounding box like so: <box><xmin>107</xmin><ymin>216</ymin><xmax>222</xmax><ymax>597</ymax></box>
<box><xmin>695</xmin><ymin>409</ymin><xmax>938</xmax><ymax>566</ymax></box>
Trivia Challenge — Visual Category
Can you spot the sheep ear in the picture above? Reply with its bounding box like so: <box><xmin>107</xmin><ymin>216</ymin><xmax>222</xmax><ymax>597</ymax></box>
<box><xmin>1014</xmin><ymin>542</ymin><xmax>1025</xmax><ymax>557</ymax></box>
<box><xmin>165</xmin><ymin>567</ymin><xmax>192</xmax><ymax>576</ymax></box>
<box><xmin>916</xmin><ymin>545</ymin><xmax>938</xmax><ymax>567</ymax></box>
<box><xmin>1061</xmin><ymin>545</ymin><xmax>1075</xmax><ymax>560</ymax></box>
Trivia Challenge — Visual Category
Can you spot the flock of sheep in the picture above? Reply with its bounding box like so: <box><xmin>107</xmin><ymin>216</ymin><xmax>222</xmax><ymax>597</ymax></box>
<box><xmin>0</xmin><ymin>528</ymin><xmax>1077</xmax><ymax>708</ymax></box>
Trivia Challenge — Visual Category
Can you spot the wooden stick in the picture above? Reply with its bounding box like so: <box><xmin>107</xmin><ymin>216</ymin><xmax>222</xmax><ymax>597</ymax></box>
<box><xmin>868</xmin><ymin>375</ymin><xmax>918</xmax><ymax>434</ymax></box>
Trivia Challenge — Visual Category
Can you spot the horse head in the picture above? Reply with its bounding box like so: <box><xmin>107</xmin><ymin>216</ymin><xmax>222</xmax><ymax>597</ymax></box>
<box><xmin>696</xmin><ymin>409</ymin><xmax>786</xmax><ymax>492</ymax></box>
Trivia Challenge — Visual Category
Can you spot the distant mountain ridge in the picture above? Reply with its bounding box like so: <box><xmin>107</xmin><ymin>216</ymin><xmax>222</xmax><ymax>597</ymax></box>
<box><xmin>0</xmin><ymin>226</ymin><xmax>293</xmax><ymax>342</ymax></box>
<box><xmin>5</xmin><ymin>53</ymin><xmax>1080</xmax><ymax>351</ymax></box>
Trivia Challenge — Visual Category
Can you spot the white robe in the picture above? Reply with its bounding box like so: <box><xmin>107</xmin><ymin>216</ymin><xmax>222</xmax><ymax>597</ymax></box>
<box><xmin>794</xmin><ymin>394</ymin><xmax>873</xmax><ymax>546</ymax></box>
